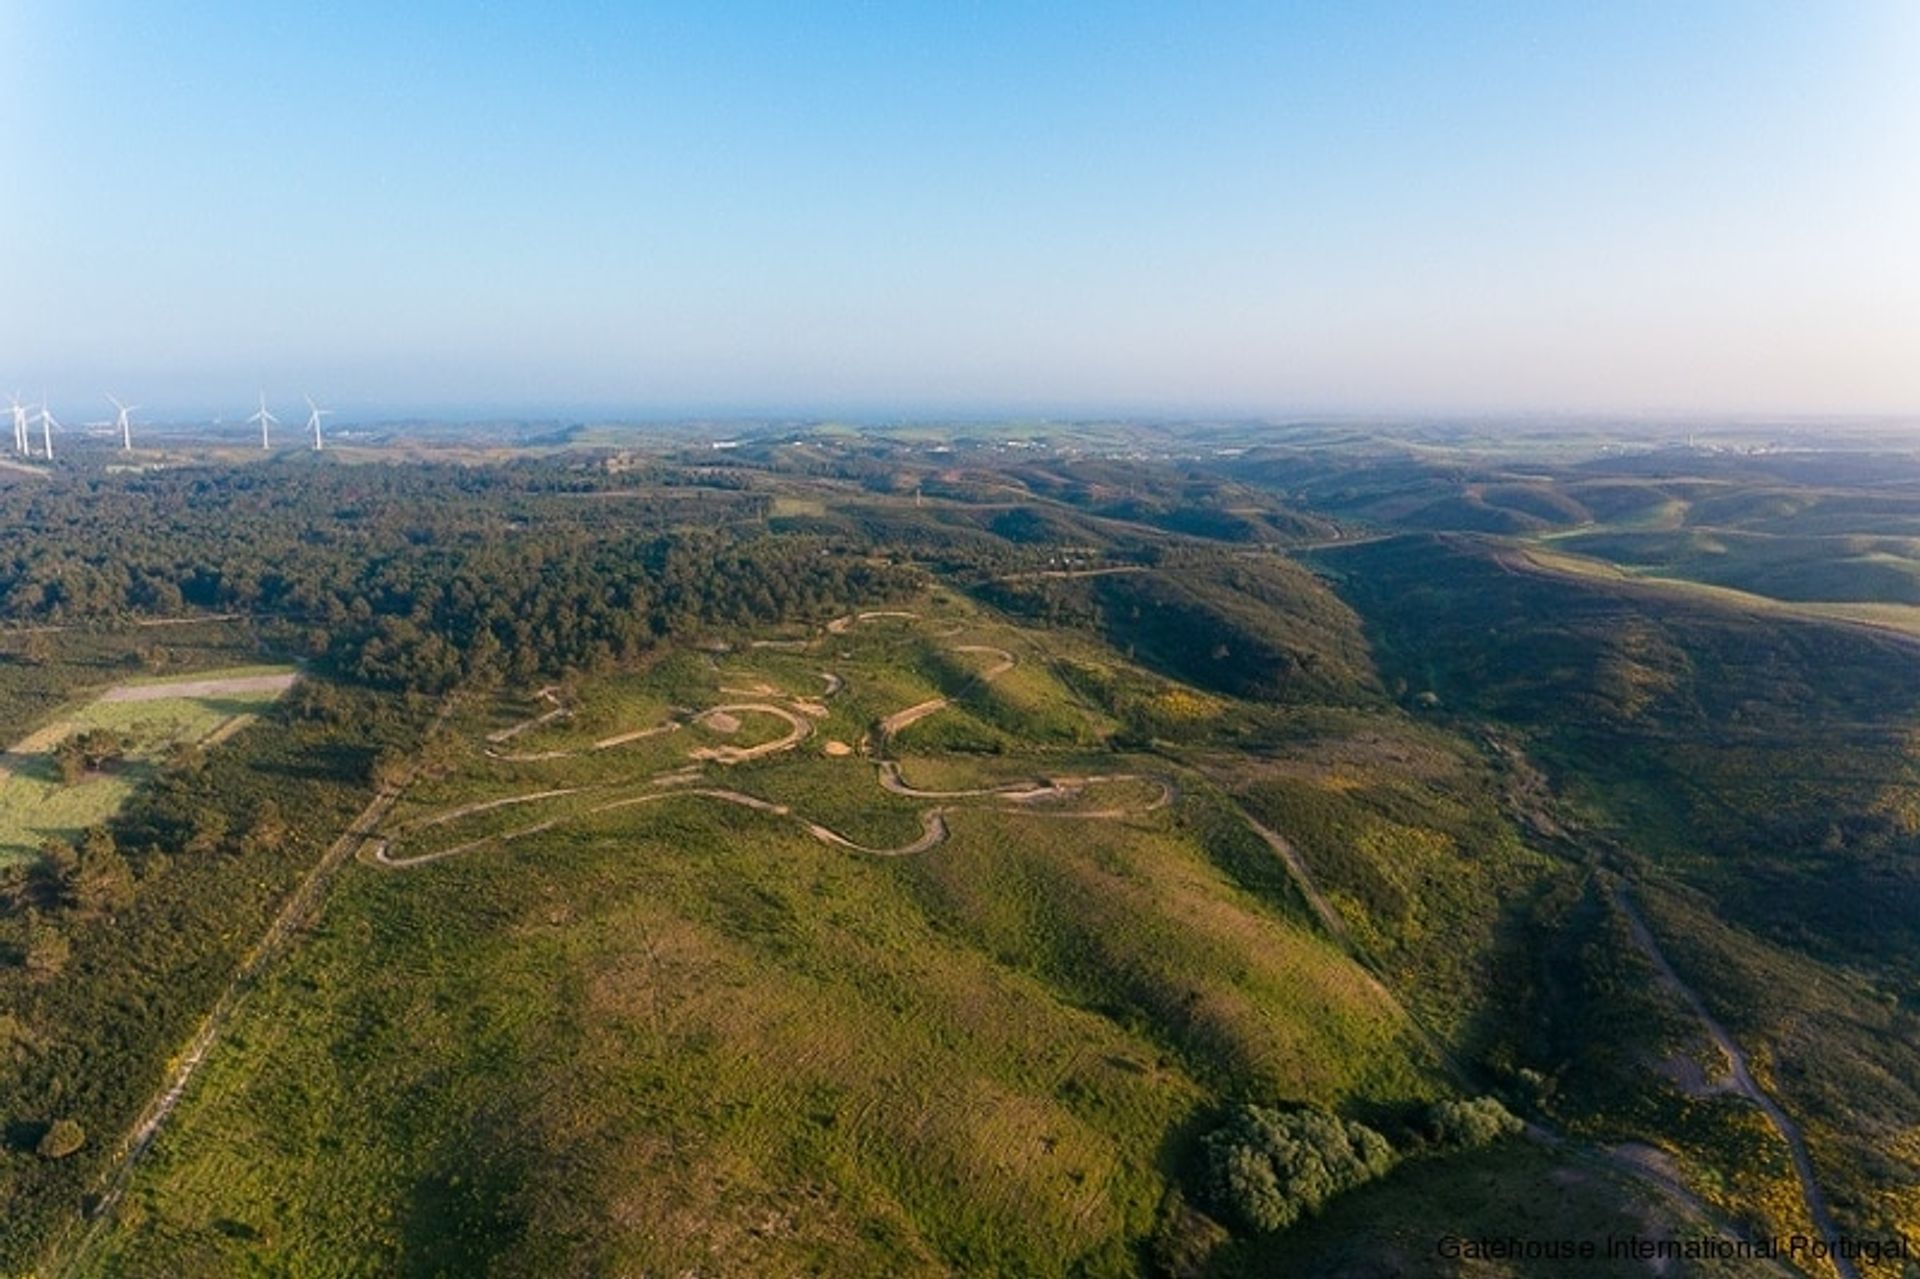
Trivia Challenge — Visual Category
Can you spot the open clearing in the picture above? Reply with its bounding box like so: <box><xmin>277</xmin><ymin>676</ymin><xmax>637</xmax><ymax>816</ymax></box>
<box><xmin>367</xmin><ymin>620</ymin><xmax>1164</xmax><ymax>868</ymax></box>
<box><xmin>0</xmin><ymin>667</ymin><xmax>298</xmax><ymax>863</ymax></box>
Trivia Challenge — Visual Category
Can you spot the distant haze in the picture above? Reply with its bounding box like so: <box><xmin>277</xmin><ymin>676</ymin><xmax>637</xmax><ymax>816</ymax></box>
<box><xmin>3</xmin><ymin>1</ymin><xmax>1917</xmax><ymax>420</ymax></box>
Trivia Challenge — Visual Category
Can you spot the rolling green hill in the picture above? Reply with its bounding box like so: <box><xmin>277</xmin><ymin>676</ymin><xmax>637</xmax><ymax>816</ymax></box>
<box><xmin>63</xmin><ymin>609</ymin><xmax>1466</xmax><ymax>1277</ymax></box>
<box><xmin>1319</xmin><ymin>532</ymin><xmax>1920</xmax><ymax>1261</ymax></box>
<box><xmin>8</xmin><ymin>438</ymin><xmax>1920</xmax><ymax>1277</ymax></box>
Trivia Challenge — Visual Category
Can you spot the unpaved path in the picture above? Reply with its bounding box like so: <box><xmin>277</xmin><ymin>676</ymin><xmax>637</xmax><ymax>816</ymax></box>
<box><xmin>375</xmin><ymin>787</ymin><xmax>950</xmax><ymax>867</ymax></box>
<box><xmin>58</xmin><ymin>698</ymin><xmax>456</xmax><ymax>1274</ymax></box>
<box><xmin>874</xmin><ymin>697</ymin><xmax>950</xmax><ymax>749</ymax></box>
<box><xmin>871</xmin><ymin>645</ymin><xmax>1017</xmax><ymax>751</ymax></box>
<box><xmin>948</xmin><ymin>644</ymin><xmax>1016</xmax><ymax>679</ymax></box>
<box><xmin>826</xmin><ymin>609</ymin><xmax>920</xmax><ymax>635</ymax></box>
<box><xmin>877</xmin><ymin>760</ymin><xmax>1055</xmax><ymax>800</ymax></box>
<box><xmin>387</xmin><ymin>787</ymin><xmax>596</xmax><ymax>835</ymax></box>
<box><xmin>1612</xmin><ymin>883</ymin><xmax>1858</xmax><ymax>1279</ymax></box>
<box><xmin>99</xmin><ymin>671</ymin><xmax>298</xmax><ymax>703</ymax></box>
<box><xmin>373</xmin><ymin>629</ymin><xmax>1169</xmax><ymax>871</ymax></box>
<box><xmin>486</xmin><ymin>686</ymin><xmax>569</xmax><ymax>743</ymax></box>
<box><xmin>590</xmin><ymin>722</ymin><xmax>682</xmax><ymax>750</ymax></box>
<box><xmin>803</xmin><ymin>808</ymin><xmax>947</xmax><ymax>856</ymax></box>
<box><xmin>1238</xmin><ymin>810</ymin><xmax>1356</xmax><ymax>950</ymax></box>
<box><xmin>9</xmin><ymin>611</ymin><xmax>252</xmax><ymax>635</ymax></box>
<box><xmin>687</xmin><ymin>704</ymin><xmax>810</xmax><ymax>763</ymax></box>
<box><xmin>877</xmin><ymin>762</ymin><xmax>1171</xmax><ymax>813</ymax></box>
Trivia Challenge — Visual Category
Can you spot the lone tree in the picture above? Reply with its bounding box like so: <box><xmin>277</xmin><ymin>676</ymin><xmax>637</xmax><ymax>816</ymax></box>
<box><xmin>52</xmin><ymin>728</ymin><xmax>124</xmax><ymax>784</ymax></box>
<box><xmin>36</xmin><ymin>1119</ymin><xmax>86</xmax><ymax>1160</ymax></box>
<box><xmin>1199</xmin><ymin>1105</ymin><xmax>1396</xmax><ymax>1234</ymax></box>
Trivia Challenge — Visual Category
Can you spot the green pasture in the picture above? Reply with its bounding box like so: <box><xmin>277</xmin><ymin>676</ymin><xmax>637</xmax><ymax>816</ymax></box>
<box><xmin>0</xmin><ymin>667</ymin><xmax>296</xmax><ymax>863</ymax></box>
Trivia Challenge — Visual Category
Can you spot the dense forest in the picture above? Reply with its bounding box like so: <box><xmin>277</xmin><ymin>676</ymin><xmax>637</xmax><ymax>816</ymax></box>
<box><xmin>0</xmin><ymin>460</ymin><xmax>919</xmax><ymax>692</ymax></box>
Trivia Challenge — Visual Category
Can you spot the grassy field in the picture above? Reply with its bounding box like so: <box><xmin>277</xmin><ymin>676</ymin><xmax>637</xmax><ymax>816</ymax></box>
<box><xmin>39</xmin><ymin>567</ymin><xmax>1868</xmax><ymax>1276</ymax></box>
<box><xmin>0</xmin><ymin>666</ymin><xmax>297</xmax><ymax>864</ymax></box>
<box><xmin>65</xmin><ymin>609</ymin><xmax>1493</xmax><ymax>1277</ymax></box>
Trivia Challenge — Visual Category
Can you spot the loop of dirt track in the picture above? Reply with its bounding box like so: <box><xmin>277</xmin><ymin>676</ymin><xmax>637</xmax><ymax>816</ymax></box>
<box><xmin>373</xmin><ymin>615</ymin><xmax>1169</xmax><ymax>870</ymax></box>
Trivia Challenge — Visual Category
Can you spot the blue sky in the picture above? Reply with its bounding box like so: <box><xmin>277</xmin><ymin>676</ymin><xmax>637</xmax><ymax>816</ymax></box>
<box><xmin>2</xmin><ymin>1</ymin><xmax>1916</xmax><ymax>419</ymax></box>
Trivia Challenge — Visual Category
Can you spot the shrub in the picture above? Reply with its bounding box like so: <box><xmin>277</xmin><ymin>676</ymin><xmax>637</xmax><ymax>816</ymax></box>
<box><xmin>1199</xmin><ymin>1104</ymin><xmax>1397</xmax><ymax>1233</ymax></box>
<box><xmin>1426</xmin><ymin>1096</ymin><xmax>1525</xmax><ymax>1149</ymax></box>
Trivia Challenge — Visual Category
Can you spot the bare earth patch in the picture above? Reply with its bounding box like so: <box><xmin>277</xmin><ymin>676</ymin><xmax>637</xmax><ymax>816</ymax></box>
<box><xmin>100</xmin><ymin>672</ymin><xmax>299</xmax><ymax>703</ymax></box>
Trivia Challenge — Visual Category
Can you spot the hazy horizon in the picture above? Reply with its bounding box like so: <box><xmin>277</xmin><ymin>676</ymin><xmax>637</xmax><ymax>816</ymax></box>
<box><xmin>5</xmin><ymin>1</ymin><xmax>1918</xmax><ymax>419</ymax></box>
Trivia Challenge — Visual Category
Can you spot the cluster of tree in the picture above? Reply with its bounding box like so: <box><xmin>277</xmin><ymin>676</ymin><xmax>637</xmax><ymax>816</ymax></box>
<box><xmin>1198</xmin><ymin>1105</ymin><xmax>1397</xmax><ymax>1234</ymax></box>
<box><xmin>8</xmin><ymin>828</ymin><xmax>135</xmax><ymax>924</ymax></box>
<box><xmin>1196</xmin><ymin>1096</ymin><xmax>1523</xmax><ymax>1238</ymax></box>
<box><xmin>50</xmin><ymin>729</ymin><xmax>123</xmax><ymax>784</ymax></box>
<box><xmin>1423</xmin><ymin>1096</ymin><xmax>1525</xmax><ymax>1148</ymax></box>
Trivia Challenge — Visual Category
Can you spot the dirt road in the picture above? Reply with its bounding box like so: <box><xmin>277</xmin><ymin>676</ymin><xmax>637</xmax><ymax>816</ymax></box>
<box><xmin>99</xmin><ymin>671</ymin><xmax>298</xmax><ymax>703</ymax></box>
<box><xmin>372</xmin><ymin>628</ymin><xmax>1171</xmax><ymax>872</ymax></box>
<box><xmin>1612</xmin><ymin>883</ymin><xmax>1858</xmax><ymax>1279</ymax></box>
<box><xmin>1238</xmin><ymin>810</ymin><xmax>1356</xmax><ymax>950</ymax></box>
<box><xmin>58</xmin><ymin>699</ymin><xmax>454</xmax><ymax>1275</ymax></box>
<box><xmin>485</xmin><ymin>686</ymin><xmax>569</xmax><ymax>743</ymax></box>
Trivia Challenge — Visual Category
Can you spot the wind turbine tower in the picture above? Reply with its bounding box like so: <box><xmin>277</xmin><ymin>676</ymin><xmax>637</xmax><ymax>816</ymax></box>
<box><xmin>305</xmin><ymin>395</ymin><xmax>331</xmax><ymax>451</ymax></box>
<box><xmin>249</xmin><ymin>393</ymin><xmax>277</xmax><ymax>450</ymax></box>
<box><xmin>107</xmin><ymin>395</ymin><xmax>139</xmax><ymax>450</ymax></box>
<box><xmin>8</xmin><ymin>395</ymin><xmax>27</xmax><ymax>456</ymax></box>
<box><xmin>37</xmin><ymin>398</ymin><xmax>58</xmax><ymax>460</ymax></box>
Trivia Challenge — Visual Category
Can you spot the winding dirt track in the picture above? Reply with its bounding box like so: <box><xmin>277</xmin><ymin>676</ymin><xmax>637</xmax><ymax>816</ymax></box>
<box><xmin>877</xmin><ymin>760</ymin><xmax>1054</xmax><ymax>800</ymax></box>
<box><xmin>485</xmin><ymin>686</ymin><xmax>569</xmax><ymax>743</ymax></box>
<box><xmin>63</xmin><ymin>606</ymin><xmax>1783</xmax><ymax>1274</ymax></box>
<box><xmin>870</xmin><ymin>646</ymin><xmax>1017</xmax><ymax>751</ymax></box>
<box><xmin>686</xmin><ymin>704</ymin><xmax>811</xmax><ymax>763</ymax></box>
<box><xmin>372</xmin><ymin>788</ymin><xmax>882</xmax><ymax>868</ymax></box>
<box><xmin>1612</xmin><ymin>883</ymin><xmax>1859</xmax><ymax>1279</ymax></box>
<box><xmin>373</xmin><ymin>621</ymin><xmax>1165</xmax><ymax>870</ymax></box>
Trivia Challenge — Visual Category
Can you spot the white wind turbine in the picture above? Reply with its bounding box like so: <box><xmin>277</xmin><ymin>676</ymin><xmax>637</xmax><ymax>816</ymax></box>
<box><xmin>107</xmin><ymin>394</ymin><xmax>139</xmax><ymax>450</ymax></box>
<box><xmin>36</xmin><ymin>396</ymin><xmax>58</xmax><ymax>460</ymax></box>
<box><xmin>248</xmin><ymin>392</ymin><xmax>277</xmax><ymax>450</ymax></box>
<box><xmin>8</xmin><ymin>394</ymin><xmax>27</xmax><ymax>455</ymax></box>
<box><xmin>304</xmin><ymin>395</ymin><xmax>331</xmax><ymax>451</ymax></box>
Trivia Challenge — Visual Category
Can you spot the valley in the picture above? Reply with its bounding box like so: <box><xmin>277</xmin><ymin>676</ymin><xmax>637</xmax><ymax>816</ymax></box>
<box><xmin>2</xmin><ymin>426</ymin><xmax>1917</xmax><ymax>1276</ymax></box>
